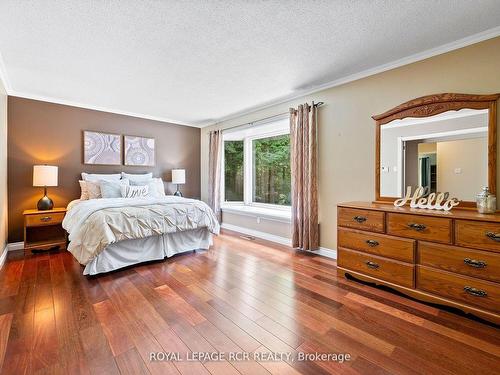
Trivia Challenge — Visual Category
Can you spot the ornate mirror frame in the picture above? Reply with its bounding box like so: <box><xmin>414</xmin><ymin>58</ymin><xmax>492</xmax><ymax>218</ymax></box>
<box><xmin>372</xmin><ymin>93</ymin><xmax>500</xmax><ymax>208</ymax></box>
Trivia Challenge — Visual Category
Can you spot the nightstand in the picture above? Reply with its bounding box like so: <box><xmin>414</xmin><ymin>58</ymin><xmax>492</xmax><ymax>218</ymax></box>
<box><xmin>23</xmin><ymin>208</ymin><xmax>67</xmax><ymax>253</ymax></box>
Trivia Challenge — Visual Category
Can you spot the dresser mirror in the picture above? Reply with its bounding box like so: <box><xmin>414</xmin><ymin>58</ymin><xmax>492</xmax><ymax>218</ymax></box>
<box><xmin>373</xmin><ymin>93</ymin><xmax>499</xmax><ymax>207</ymax></box>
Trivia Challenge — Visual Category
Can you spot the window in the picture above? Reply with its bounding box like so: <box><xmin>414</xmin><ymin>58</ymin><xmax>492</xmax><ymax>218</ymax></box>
<box><xmin>252</xmin><ymin>134</ymin><xmax>291</xmax><ymax>205</ymax></box>
<box><xmin>224</xmin><ymin>140</ymin><xmax>244</xmax><ymax>201</ymax></box>
<box><xmin>222</xmin><ymin>117</ymin><xmax>291</xmax><ymax>210</ymax></box>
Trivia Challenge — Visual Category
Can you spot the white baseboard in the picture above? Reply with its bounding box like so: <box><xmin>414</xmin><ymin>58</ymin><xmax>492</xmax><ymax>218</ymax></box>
<box><xmin>221</xmin><ymin>223</ymin><xmax>291</xmax><ymax>247</ymax></box>
<box><xmin>0</xmin><ymin>245</ymin><xmax>8</xmax><ymax>269</ymax></box>
<box><xmin>220</xmin><ymin>223</ymin><xmax>337</xmax><ymax>259</ymax></box>
<box><xmin>7</xmin><ymin>242</ymin><xmax>24</xmax><ymax>251</ymax></box>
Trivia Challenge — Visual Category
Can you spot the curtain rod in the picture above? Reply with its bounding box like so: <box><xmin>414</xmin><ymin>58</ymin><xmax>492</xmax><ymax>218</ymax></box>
<box><xmin>221</xmin><ymin>102</ymin><xmax>324</xmax><ymax>133</ymax></box>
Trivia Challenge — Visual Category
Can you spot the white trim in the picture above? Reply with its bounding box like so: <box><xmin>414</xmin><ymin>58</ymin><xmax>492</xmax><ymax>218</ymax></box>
<box><xmin>8</xmin><ymin>91</ymin><xmax>204</xmax><ymax>128</ymax></box>
<box><xmin>208</xmin><ymin>26</ymin><xmax>500</xmax><ymax>127</ymax></box>
<box><xmin>221</xmin><ymin>223</ymin><xmax>291</xmax><ymax>246</ymax></box>
<box><xmin>220</xmin><ymin>223</ymin><xmax>337</xmax><ymax>260</ymax></box>
<box><xmin>222</xmin><ymin>205</ymin><xmax>291</xmax><ymax>223</ymax></box>
<box><xmin>0</xmin><ymin>245</ymin><xmax>8</xmax><ymax>270</ymax></box>
<box><xmin>7</xmin><ymin>242</ymin><xmax>24</xmax><ymax>251</ymax></box>
<box><xmin>313</xmin><ymin>247</ymin><xmax>337</xmax><ymax>260</ymax></box>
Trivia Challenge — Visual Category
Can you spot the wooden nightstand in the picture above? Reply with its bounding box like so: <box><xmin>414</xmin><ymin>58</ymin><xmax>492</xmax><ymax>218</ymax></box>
<box><xmin>23</xmin><ymin>208</ymin><xmax>67</xmax><ymax>253</ymax></box>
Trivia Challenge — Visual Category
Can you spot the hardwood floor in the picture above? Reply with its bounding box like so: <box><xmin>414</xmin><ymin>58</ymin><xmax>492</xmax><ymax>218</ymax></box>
<box><xmin>0</xmin><ymin>230</ymin><xmax>498</xmax><ymax>374</ymax></box>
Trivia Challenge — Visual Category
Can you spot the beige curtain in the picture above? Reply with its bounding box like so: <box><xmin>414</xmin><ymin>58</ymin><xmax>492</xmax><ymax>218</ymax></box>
<box><xmin>208</xmin><ymin>130</ymin><xmax>222</xmax><ymax>222</ymax></box>
<box><xmin>290</xmin><ymin>103</ymin><xmax>319</xmax><ymax>251</ymax></box>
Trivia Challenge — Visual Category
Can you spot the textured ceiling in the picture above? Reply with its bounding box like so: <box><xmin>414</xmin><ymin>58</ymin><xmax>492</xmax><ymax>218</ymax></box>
<box><xmin>0</xmin><ymin>1</ymin><xmax>499</xmax><ymax>127</ymax></box>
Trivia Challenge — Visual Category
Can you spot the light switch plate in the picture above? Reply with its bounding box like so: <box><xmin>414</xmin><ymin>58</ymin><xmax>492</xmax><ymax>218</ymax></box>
<box><xmin>454</xmin><ymin>168</ymin><xmax>462</xmax><ymax>174</ymax></box>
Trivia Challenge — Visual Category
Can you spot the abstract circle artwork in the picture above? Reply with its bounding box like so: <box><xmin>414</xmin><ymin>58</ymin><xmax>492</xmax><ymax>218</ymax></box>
<box><xmin>124</xmin><ymin>136</ymin><xmax>155</xmax><ymax>166</ymax></box>
<box><xmin>83</xmin><ymin>131</ymin><xmax>121</xmax><ymax>165</ymax></box>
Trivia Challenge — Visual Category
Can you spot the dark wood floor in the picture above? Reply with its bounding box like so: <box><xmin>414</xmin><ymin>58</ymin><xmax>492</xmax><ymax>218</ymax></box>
<box><xmin>0</xmin><ymin>231</ymin><xmax>498</xmax><ymax>374</ymax></box>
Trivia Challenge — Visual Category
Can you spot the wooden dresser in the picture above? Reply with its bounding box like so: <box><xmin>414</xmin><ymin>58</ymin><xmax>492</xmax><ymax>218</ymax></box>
<box><xmin>337</xmin><ymin>202</ymin><xmax>500</xmax><ymax>324</ymax></box>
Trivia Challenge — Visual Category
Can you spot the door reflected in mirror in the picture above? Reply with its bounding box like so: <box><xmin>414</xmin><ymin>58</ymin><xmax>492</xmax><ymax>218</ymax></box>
<box><xmin>380</xmin><ymin>109</ymin><xmax>488</xmax><ymax>201</ymax></box>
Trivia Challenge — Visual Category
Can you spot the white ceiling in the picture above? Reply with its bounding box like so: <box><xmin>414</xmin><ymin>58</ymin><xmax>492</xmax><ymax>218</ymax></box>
<box><xmin>0</xmin><ymin>1</ymin><xmax>499</xmax><ymax>127</ymax></box>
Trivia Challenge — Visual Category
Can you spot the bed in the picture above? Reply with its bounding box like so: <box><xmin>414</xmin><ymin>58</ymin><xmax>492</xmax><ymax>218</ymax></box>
<box><xmin>62</xmin><ymin>196</ymin><xmax>220</xmax><ymax>275</ymax></box>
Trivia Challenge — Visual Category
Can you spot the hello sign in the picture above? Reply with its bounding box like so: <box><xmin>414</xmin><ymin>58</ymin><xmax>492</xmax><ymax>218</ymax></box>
<box><xmin>394</xmin><ymin>186</ymin><xmax>460</xmax><ymax>211</ymax></box>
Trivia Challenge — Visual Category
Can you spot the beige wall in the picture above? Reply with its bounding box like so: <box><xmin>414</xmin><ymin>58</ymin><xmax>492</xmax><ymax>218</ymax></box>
<box><xmin>437</xmin><ymin>138</ymin><xmax>487</xmax><ymax>200</ymax></box>
<box><xmin>201</xmin><ymin>37</ymin><xmax>500</xmax><ymax>251</ymax></box>
<box><xmin>0</xmin><ymin>77</ymin><xmax>7</xmax><ymax>257</ymax></box>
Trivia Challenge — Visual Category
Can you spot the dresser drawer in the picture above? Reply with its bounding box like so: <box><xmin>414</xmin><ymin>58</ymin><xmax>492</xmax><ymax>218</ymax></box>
<box><xmin>25</xmin><ymin>212</ymin><xmax>65</xmax><ymax>227</ymax></box>
<box><xmin>338</xmin><ymin>227</ymin><xmax>415</xmax><ymax>262</ymax></box>
<box><xmin>338</xmin><ymin>247</ymin><xmax>414</xmax><ymax>288</ymax></box>
<box><xmin>417</xmin><ymin>266</ymin><xmax>500</xmax><ymax>312</ymax></box>
<box><xmin>337</xmin><ymin>207</ymin><xmax>384</xmax><ymax>233</ymax></box>
<box><xmin>387</xmin><ymin>213</ymin><xmax>451</xmax><ymax>243</ymax></box>
<box><xmin>455</xmin><ymin>220</ymin><xmax>500</xmax><ymax>253</ymax></box>
<box><xmin>418</xmin><ymin>242</ymin><xmax>500</xmax><ymax>283</ymax></box>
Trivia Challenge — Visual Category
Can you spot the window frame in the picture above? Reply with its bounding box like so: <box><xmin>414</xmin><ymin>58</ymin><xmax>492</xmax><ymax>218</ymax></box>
<box><xmin>221</xmin><ymin>119</ymin><xmax>291</xmax><ymax>212</ymax></box>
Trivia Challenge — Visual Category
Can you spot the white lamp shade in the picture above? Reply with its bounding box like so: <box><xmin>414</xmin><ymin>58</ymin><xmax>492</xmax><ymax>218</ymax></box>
<box><xmin>172</xmin><ymin>169</ymin><xmax>186</xmax><ymax>184</ymax></box>
<box><xmin>33</xmin><ymin>165</ymin><xmax>58</xmax><ymax>187</ymax></box>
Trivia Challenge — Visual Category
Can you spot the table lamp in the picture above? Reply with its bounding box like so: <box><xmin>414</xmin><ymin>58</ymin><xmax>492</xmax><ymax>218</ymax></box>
<box><xmin>33</xmin><ymin>165</ymin><xmax>58</xmax><ymax>210</ymax></box>
<box><xmin>172</xmin><ymin>169</ymin><xmax>185</xmax><ymax>197</ymax></box>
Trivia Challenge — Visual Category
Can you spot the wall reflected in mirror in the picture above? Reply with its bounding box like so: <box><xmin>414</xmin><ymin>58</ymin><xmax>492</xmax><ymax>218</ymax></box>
<box><xmin>380</xmin><ymin>109</ymin><xmax>488</xmax><ymax>201</ymax></box>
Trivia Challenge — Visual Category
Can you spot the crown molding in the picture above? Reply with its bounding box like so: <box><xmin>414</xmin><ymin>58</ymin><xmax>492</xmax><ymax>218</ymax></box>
<box><xmin>205</xmin><ymin>26</ymin><xmax>500</xmax><ymax>127</ymax></box>
<box><xmin>8</xmin><ymin>91</ymin><xmax>204</xmax><ymax>128</ymax></box>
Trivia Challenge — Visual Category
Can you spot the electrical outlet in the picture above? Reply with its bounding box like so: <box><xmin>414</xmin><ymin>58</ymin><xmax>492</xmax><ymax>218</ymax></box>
<box><xmin>454</xmin><ymin>168</ymin><xmax>462</xmax><ymax>174</ymax></box>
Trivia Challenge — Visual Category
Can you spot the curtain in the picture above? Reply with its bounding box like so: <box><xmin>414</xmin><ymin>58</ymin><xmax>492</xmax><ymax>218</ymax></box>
<box><xmin>208</xmin><ymin>130</ymin><xmax>222</xmax><ymax>222</ymax></box>
<box><xmin>290</xmin><ymin>102</ymin><xmax>319</xmax><ymax>251</ymax></box>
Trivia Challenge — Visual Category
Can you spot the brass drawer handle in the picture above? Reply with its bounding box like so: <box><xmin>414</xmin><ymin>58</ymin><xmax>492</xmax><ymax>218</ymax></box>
<box><xmin>463</xmin><ymin>286</ymin><xmax>487</xmax><ymax>297</ymax></box>
<box><xmin>365</xmin><ymin>239</ymin><xmax>379</xmax><ymax>247</ymax></box>
<box><xmin>353</xmin><ymin>215</ymin><xmax>367</xmax><ymax>223</ymax></box>
<box><xmin>365</xmin><ymin>261</ymin><xmax>379</xmax><ymax>269</ymax></box>
<box><xmin>463</xmin><ymin>258</ymin><xmax>487</xmax><ymax>268</ymax></box>
<box><xmin>408</xmin><ymin>223</ymin><xmax>426</xmax><ymax>231</ymax></box>
<box><xmin>485</xmin><ymin>232</ymin><xmax>500</xmax><ymax>242</ymax></box>
<box><xmin>40</xmin><ymin>216</ymin><xmax>52</xmax><ymax>222</ymax></box>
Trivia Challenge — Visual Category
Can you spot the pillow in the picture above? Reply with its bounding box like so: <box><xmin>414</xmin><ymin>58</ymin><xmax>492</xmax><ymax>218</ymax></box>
<box><xmin>85</xmin><ymin>180</ymin><xmax>102</xmax><ymax>199</ymax></box>
<box><xmin>121</xmin><ymin>172</ymin><xmax>153</xmax><ymax>183</ymax></box>
<box><xmin>81</xmin><ymin>173</ymin><xmax>121</xmax><ymax>182</ymax></box>
<box><xmin>79</xmin><ymin>180</ymin><xmax>89</xmax><ymax>200</ymax></box>
<box><xmin>130</xmin><ymin>178</ymin><xmax>165</xmax><ymax>197</ymax></box>
<box><xmin>100</xmin><ymin>179</ymin><xmax>130</xmax><ymax>198</ymax></box>
<box><xmin>149</xmin><ymin>178</ymin><xmax>166</xmax><ymax>197</ymax></box>
<box><xmin>120</xmin><ymin>184</ymin><xmax>149</xmax><ymax>198</ymax></box>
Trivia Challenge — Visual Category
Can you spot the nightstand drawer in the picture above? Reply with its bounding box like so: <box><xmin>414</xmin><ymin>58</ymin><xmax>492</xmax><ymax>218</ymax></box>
<box><xmin>25</xmin><ymin>212</ymin><xmax>65</xmax><ymax>227</ymax></box>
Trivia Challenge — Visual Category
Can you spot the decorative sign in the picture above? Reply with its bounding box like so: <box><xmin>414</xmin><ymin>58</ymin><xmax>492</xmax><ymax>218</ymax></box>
<box><xmin>394</xmin><ymin>186</ymin><xmax>460</xmax><ymax>211</ymax></box>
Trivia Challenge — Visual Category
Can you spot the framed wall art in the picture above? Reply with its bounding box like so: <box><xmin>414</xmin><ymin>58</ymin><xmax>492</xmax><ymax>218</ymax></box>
<box><xmin>124</xmin><ymin>135</ymin><xmax>155</xmax><ymax>166</ymax></box>
<box><xmin>83</xmin><ymin>131</ymin><xmax>122</xmax><ymax>165</ymax></box>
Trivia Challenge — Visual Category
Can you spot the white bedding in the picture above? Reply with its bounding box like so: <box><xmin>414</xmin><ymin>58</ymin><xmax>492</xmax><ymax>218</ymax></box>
<box><xmin>63</xmin><ymin>196</ymin><xmax>219</xmax><ymax>273</ymax></box>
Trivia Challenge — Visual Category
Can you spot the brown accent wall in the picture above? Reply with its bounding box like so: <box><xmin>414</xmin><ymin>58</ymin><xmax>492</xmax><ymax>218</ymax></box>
<box><xmin>8</xmin><ymin>97</ymin><xmax>201</xmax><ymax>242</ymax></box>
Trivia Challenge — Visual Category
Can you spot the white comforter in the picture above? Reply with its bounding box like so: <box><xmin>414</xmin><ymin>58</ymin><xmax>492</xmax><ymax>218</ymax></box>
<box><xmin>63</xmin><ymin>196</ymin><xmax>220</xmax><ymax>265</ymax></box>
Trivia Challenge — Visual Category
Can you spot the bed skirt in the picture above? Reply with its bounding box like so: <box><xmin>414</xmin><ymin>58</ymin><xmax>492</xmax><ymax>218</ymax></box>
<box><xmin>82</xmin><ymin>228</ymin><xmax>212</xmax><ymax>275</ymax></box>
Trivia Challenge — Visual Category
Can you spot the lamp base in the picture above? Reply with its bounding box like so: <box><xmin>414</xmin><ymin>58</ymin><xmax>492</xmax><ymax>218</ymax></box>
<box><xmin>173</xmin><ymin>190</ymin><xmax>183</xmax><ymax>197</ymax></box>
<box><xmin>37</xmin><ymin>195</ymin><xmax>54</xmax><ymax>211</ymax></box>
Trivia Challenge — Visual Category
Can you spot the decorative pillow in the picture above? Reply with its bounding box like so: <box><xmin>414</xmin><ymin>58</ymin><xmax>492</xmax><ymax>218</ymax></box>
<box><xmin>121</xmin><ymin>172</ymin><xmax>153</xmax><ymax>183</ymax></box>
<box><xmin>120</xmin><ymin>184</ymin><xmax>149</xmax><ymax>198</ymax></box>
<box><xmin>79</xmin><ymin>180</ymin><xmax>89</xmax><ymax>200</ymax></box>
<box><xmin>86</xmin><ymin>180</ymin><xmax>102</xmax><ymax>199</ymax></box>
<box><xmin>100</xmin><ymin>179</ymin><xmax>130</xmax><ymax>198</ymax></box>
<box><xmin>130</xmin><ymin>178</ymin><xmax>165</xmax><ymax>197</ymax></box>
<box><xmin>81</xmin><ymin>173</ymin><xmax>121</xmax><ymax>182</ymax></box>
